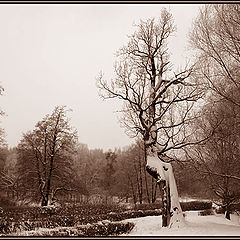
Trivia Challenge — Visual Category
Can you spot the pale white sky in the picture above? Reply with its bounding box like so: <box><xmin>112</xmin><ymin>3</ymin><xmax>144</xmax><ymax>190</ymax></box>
<box><xmin>0</xmin><ymin>3</ymin><xmax>203</xmax><ymax>151</ymax></box>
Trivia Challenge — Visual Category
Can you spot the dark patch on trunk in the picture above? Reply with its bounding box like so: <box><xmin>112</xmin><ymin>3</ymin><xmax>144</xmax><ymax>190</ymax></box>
<box><xmin>163</xmin><ymin>166</ymin><xmax>168</xmax><ymax>171</ymax></box>
<box><xmin>146</xmin><ymin>165</ymin><xmax>160</xmax><ymax>180</ymax></box>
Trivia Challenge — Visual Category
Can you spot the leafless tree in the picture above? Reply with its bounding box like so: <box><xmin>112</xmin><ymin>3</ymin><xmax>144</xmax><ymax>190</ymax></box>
<box><xmin>16</xmin><ymin>106</ymin><xmax>78</xmax><ymax>206</ymax></box>
<box><xmin>186</xmin><ymin>96</ymin><xmax>240</xmax><ymax>220</ymax></box>
<box><xmin>189</xmin><ymin>4</ymin><xmax>240</xmax><ymax>219</ymax></box>
<box><xmin>97</xmin><ymin>8</ymin><xmax>204</xmax><ymax>227</ymax></box>
<box><xmin>190</xmin><ymin>4</ymin><xmax>240</xmax><ymax>107</ymax></box>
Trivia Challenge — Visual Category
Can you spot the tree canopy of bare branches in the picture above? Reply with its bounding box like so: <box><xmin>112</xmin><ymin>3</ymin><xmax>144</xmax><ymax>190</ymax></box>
<box><xmin>16</xmin><ymin>106</ymin><xmax>78</xmax><ymax>206</ymax></box>
<box><xmin>98</xmin><ymin>9</ymin><xmax>202</xmax><ymax>159</ymax></box>
<box><xmin>190</xmin><ymin>4</ymin><xmax>240</xmax><ymax>107</ymax></box>
<box><xmin>186</xmin><ymin>96</ymin><xmax>240</xmax><ymax>220</ymax></box>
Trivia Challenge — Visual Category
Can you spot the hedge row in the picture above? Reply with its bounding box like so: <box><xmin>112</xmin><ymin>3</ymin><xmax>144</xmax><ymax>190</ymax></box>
<box><xmin>0</xmin><ymin>208</ymin><xmax>161</xmax><ymax>235</ymax></box>
<box><xmin>0</xmin><ymin>200</ymin><xmax>214</xmax><ymax>236</ymax></box>
<box><xmin>180</xmin><ymin>201</ymin><xmax>212</xmax><ymax>211</ymax></box>
<box><xmin>133</xmin><ymin>201</ymin><xmax>213</xmax><ymax>212</ymax></box>
<box><xmin>11</xmin><ymin>221</ymin><xmax>135</xmax><ymax>237</ymax></box>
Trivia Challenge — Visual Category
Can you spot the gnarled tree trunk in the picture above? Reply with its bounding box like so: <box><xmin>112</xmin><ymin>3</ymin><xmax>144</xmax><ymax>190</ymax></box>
<box><xmin>146</xmin><ymin>146</ymin><xmax>185</xmax><ymax>228</ymax></box>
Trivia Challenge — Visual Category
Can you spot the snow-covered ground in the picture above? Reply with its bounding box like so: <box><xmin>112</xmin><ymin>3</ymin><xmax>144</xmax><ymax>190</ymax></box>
<box><xmin>122</xmin><ymin>211</ymin><xmax>240</xmax><ymax>236</ymax></box>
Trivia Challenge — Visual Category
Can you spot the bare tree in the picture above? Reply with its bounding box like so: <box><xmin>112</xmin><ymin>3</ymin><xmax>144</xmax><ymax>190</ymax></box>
<box><xmin>189</xmin><ymin>4</ymin><xmax>240</xmax><ymax>219</ymax></box>
<box><xmin>0</xmin><ymin>148</ymin><xmax>20</xmax><ymax>201</ymax></box>
<box><xmin>97</xmin><ymin>9</ymin><xmax>203</xmax><ymax>227</ymax></box>
<box><xmin>190</xmin><ymin>4</ymin><xmax>240</xmax><ymax>107</ymax></box>
<box><xmin>16</xmin><ymin>106</ymin><xmax>78</xmax><ymax>206</ymax></box>
<box><xmin>186</xmin><ymin>96</ymin><xmax>240</xmax><ymax>220</ymax></box>
<box><xmin>0</xmin><ymin>85</ymin><xmax>11</xmax><ymax>201</ymax></box>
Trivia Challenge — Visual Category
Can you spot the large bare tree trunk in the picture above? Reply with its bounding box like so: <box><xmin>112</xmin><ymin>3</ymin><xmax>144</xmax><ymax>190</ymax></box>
<box><xmin>144</xmin><ymin>144</ymin><xmax>151</xmax><ymax>204</ymax></box>
<box><xmin>138</xmin><ymin>152</ymin><xmax>143</xmax><ymax>204</ymax></box>
<box><xmin>146</xmin><ymin>147</ymin><xmax>185</xmax><ymax>228</ymax></box>
<box><xmin>159</xmin><ymin>180</ymin><xmax>171</xmax><ymax>226</ymax></box>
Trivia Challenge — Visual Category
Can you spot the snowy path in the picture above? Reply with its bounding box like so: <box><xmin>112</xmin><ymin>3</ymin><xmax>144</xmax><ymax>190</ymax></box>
<box><xmin>122</xmin><ymin>211</ymin><xmax>240</xmax><ymax>236</ymax></box>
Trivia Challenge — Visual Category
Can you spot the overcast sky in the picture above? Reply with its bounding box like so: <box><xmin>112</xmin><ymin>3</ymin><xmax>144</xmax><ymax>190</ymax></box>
<box><xmin>0</xmin><ymin>3</ymin><xmax>203</xmax><ymax>151</ymax></box>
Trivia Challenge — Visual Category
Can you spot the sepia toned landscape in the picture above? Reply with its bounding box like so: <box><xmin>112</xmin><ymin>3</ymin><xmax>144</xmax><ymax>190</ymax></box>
<box><xmin>0</xmin><ymin>2</ymin><xmax>240</xmax><ymax>237</ymax></box>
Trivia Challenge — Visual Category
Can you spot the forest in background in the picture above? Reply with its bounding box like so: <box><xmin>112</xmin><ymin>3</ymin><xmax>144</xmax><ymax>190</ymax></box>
<box><xmin>0</xmin><ymin>129</ymin><xmax>209</xmax><ymax>208</ymax></box>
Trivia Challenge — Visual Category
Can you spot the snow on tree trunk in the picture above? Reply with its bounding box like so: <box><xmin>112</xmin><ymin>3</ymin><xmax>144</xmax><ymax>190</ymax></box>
<box><xmin>146</xmin><ymin>147</ymin><xmax>185</xmax><ymax>228</ymax></box>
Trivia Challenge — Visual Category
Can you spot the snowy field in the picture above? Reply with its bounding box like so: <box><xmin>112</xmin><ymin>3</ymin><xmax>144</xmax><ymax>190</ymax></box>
<box><xmin>122</xmin><ymin>211</ymin><xmax>240</xmax><ymax>236</ymax></box>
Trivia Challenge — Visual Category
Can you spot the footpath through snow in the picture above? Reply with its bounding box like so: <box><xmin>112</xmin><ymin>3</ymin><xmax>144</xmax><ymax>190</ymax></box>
<box><xmin>122</xmin><ymin>211</ymin><xmax>240</xmax><ymax>236</ymax></box>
